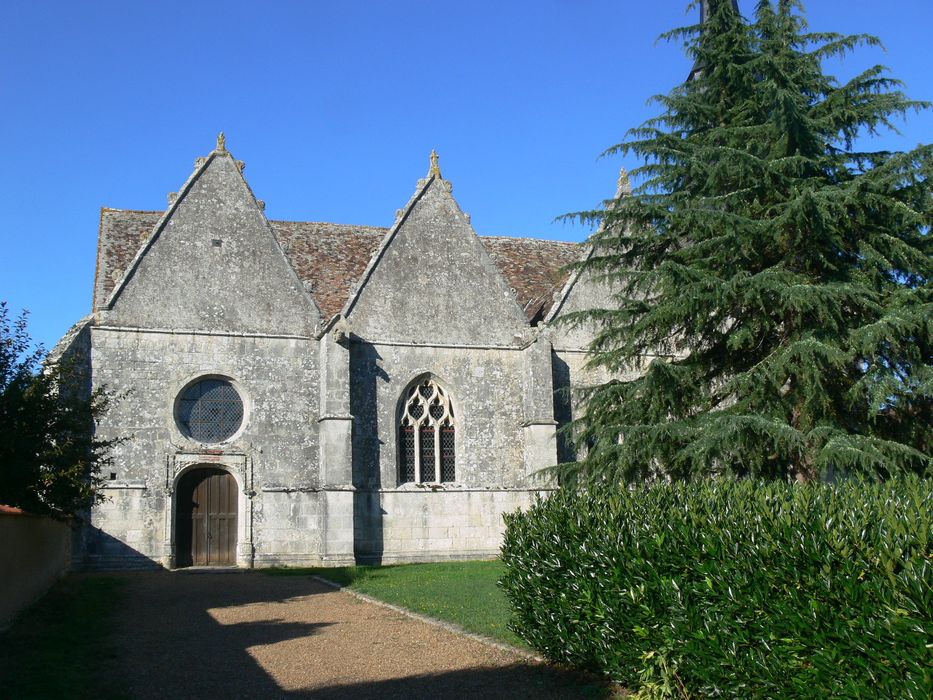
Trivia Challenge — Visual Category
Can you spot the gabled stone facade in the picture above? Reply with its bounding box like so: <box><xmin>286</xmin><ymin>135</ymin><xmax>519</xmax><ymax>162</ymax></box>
<box><xmin>58</xmin><ymin>137</ymin><xmax>603</xmax><ymax>569</ymax></box>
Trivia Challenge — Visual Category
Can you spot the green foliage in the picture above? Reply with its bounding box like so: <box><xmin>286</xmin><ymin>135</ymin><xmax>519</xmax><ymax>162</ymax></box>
<box><xmin>0</xmin><ymin>575</ymin><xmax>128</xmax><ymax>700</ymax></box>
<box><xmin>500</xmin><ymin>478</ymin><xmax>932</xmax><ymax>698</ymax></box>
<box><xmin>0</xmin><ymin>302</ymin><xmax>118</xmax><ymax>518</ymax></box>
<box><xmin>562</xmin><ymin>0</ymin><xmax>932</xmax><ymax>483</ymax></box>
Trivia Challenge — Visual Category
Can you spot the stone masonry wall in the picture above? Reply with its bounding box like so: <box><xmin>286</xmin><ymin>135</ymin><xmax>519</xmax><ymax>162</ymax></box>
<box><xmin>354</xmin><ymin>489</ymin><xmax>549</xmax><ymax>564</ymax></box>
<box><xmin>102</xmin><ymin>152</ymin><xmax>319</xmax><ymax>336</ymax></box>
<box><xmin>86</xmin><ymin>327</ymin><xmax>320</xmax><ymax>568</ymax></box>
<box><xmin>347</xmin><ymin>176</ymin><xmax>529</xmax><ymax>347</ymax></box>
<box><xmin>70</xmin><ymin>147</ymin><xmax>590</xmax><ymax>570</ymax></box>
<box><xmin>349</xmin><ymin>342</ymin><xmax>528</xmax><ymax>490</ymax></box>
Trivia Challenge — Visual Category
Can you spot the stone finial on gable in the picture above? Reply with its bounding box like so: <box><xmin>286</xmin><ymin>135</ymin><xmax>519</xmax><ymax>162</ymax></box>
<box><xmin>429</xmin><ymin>149</ymin><xmax>442</xmax><ymax>179</ymax></box>
<box><xmin>616</xmin><ymin>167</ymin><xmax>632</xmax><ymax>198</ymax></box>
<box><xmin>207</xmin><ymin>133</ymin><xmax>246</xmax><ymax>171</ymax></box>
<box><xmin>606</xmin><ymin>168</ymin><xmax>632</xmax><ymax>215</ymax></box>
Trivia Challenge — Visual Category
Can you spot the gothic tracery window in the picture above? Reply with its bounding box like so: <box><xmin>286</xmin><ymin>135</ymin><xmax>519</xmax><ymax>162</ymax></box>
<box><xmin>399</xmin><ymin>378</ymin><xmax>455</xmax><ymax>484</ymax></box>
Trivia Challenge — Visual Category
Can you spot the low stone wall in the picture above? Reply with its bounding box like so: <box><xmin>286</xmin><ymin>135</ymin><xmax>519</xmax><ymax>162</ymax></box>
<box><xmin>0</xmin><ymin>507</ymin><xmax>72</xmax><ymax>628</ymax></box>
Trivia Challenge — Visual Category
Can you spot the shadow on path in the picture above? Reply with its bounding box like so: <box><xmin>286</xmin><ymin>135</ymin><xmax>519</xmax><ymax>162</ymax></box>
<box><xmin>110</xmin><ymin>571</ymin><xmax>594</xmax><ymax>699</ymax></box>
<box><xmin>302</xmin><ymin>665</ymin><xmax>595</xmax><ymax>699</ymax></box>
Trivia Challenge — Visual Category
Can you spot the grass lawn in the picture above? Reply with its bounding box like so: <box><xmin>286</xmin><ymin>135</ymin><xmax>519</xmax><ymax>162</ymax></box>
<box><xmin>267</xmin><ymin>559</ymin><xmax>527</xmax><ymax>648</ymax></box>
<box><xmin>0</xmin><ymin>575</ymin><xmax>129</xmax><ymax>700</ymax></box>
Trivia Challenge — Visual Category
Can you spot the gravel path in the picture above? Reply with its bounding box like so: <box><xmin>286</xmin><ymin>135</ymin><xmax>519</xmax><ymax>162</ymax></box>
<box><xmin>110</xmin><ymin>570</ymin><xmax>589</xmax><ymax>699</ymax></box>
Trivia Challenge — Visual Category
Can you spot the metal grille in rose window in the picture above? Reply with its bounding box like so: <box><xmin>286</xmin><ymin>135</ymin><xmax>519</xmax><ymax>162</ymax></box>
<box><xmin>179</xmin><ymin>379</ymin><xmax>243</xmax><ymax>443</ymax></box>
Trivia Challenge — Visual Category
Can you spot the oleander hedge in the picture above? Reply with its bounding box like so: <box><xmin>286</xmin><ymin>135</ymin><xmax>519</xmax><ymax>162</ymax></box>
<box><xmin>500</xmin><ymin>478</ymin><xmax>932</xmax><ymax>698</ymax></box>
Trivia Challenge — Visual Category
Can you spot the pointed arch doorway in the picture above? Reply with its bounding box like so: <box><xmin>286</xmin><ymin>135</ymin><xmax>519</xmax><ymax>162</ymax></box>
<box><xmin>175</xmin><ymin>467</ymin><xmax>238</xmax><ymax>567</ymax></box>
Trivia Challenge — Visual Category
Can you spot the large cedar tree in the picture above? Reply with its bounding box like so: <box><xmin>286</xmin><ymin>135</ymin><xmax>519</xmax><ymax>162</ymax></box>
<box><xmin>564</xmin><ymin>1</ymin><xmax>932</xmax><ymax>482</ymax></box>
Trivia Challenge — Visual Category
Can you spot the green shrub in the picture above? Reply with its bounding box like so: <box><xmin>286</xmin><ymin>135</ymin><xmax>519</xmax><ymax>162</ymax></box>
<box><xmin>500</xmin><ymin>478</ymin><xmax>932</xmax><ymax>698</ymax></box>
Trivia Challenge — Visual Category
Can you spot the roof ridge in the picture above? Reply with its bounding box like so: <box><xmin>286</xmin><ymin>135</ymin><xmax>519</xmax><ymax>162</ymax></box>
<box><xmin>270</xmin><ymin>220</ymin><xmax>389</xmax><ymax>230</ymax></box>
<box><xmin>481</xmin><ymin>235</ymin><xmax>581</xmax><ymax>245</ymax></box>
<box><xmin>100</xmin><ymin>211</ymin><xmax>584</xmax><ymax>246</ymax></box>
<box><xmin>101</xmin><ymin>207</ymin><xmax>163</xmax><ymax>215</ymax></box>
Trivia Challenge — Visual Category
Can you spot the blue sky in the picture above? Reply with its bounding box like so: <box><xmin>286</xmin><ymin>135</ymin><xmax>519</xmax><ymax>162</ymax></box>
<box><xmin>2</xmin><ymin>0</ymin><xmax>931</xmax><ymax>350</ymax></box>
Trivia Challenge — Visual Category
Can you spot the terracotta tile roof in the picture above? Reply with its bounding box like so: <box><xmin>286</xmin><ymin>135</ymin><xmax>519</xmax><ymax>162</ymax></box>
<box><xmin>271</xmin><ymin>221</ymin><xmax>386</xmax><ymax>318</ymax></box>
<box><xmin>94</xmin><ymin>210</ymin><xmax>584</xmax><ymax>322</ymax></box>
<box><xmin>94</xmin><ymin>209</ymin><xmax>164</xmax><ymax>310</ymax></box>
<box><xmin>482</xmin><ymin>236</ymin><xmax>583</xmax><ymax>323</ymax></box>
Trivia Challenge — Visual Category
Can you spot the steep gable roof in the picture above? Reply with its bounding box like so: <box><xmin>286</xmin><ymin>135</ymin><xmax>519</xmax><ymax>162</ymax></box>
<box><xmin>342</xmin><ymin>165</ymin><xmax>534</xmax><ymax>345</ymax></box>
<box><xmin>94</xmin><ymin>210</ymin><xmax>582</xmax><ymax>322</ymax></box>
<box><xmin>102</xmin><ymin>138</ymin><xmax>321</xmax><ymax>335</ymax></box>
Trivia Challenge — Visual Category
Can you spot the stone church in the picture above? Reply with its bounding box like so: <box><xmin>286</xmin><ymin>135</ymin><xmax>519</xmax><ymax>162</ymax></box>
<box><xmin>54</xmin><ymin>135</ymin><xmax>609</xmax><ymax>569</ymax></box>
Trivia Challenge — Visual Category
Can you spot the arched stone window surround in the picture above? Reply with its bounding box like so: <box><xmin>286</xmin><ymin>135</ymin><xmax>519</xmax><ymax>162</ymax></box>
<box><xmin>397</xmin><ymin>374</ymin><xmax>456</xmax><ymax>485</ymax></box>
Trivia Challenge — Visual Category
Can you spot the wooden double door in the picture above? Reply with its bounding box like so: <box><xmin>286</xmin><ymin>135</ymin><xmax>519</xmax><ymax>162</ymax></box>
<box><xmin>176</xmin><ymin>468</ymin><xmax>238</xmax><ymax>567</ymax></box>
